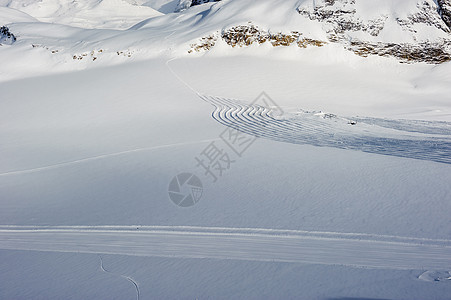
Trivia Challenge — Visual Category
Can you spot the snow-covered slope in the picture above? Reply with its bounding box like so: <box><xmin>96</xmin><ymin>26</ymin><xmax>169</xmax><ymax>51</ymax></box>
<box><xmin>142</xmin><ymin>0</ymin><xmax>179</xmax><ymax>13</ymax></box>
<box><xmin>0</xmin><ymin>6</ymin><xmax>36</xmax><ymax>23</ymax></box>
<box><xmin>0</xmin><ymin>0</ymin><xmax>450</xmax><ymax>76</ymax></box>
<box><xmin>1</xmin><ymin>55</ymin><xmax>450</xmax><ymax>299</ymax></box>
<box><xmin>0</xmin><ymin>0</ymin><xmax>162</xmax><ymax>29</ymax></box>
<box><xmin>1</xmin><ymin>1</ymin><xmax>451</xmax><ymax>299</ymax></box>
<box><xmin>181</xmin><ymin>0</ymin><xmax>451</xmax><ymax>63</ymax></box>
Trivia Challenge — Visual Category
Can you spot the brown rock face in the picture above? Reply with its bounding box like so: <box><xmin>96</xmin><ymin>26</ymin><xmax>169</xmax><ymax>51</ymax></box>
<box><xmin>349</xmin><ymin>40</ymin><xmax>451</xmax><ymax>64</ymax></box>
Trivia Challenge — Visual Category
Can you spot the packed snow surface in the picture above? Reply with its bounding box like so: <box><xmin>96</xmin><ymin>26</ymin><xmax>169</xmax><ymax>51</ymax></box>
<box><xmin>1</xmin><ymin>0</ymin><xmax>451</xmax><ymax>299</ymax></box>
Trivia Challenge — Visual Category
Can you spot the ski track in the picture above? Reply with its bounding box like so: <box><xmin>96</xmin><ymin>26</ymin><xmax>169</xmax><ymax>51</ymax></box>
<box><xmin>200</xmin><ymin>95</ymin><xmax>451</xmax><ymax>164</ymax></box>
<box><xmin>166</xmin><ymin>57</ymin><xmax>202</xmax><ymax>96</ymax></box>
<box><xmin>0</xmin><ymin>56</ymin><xmax>206</xmax><ymax>178</ymax></box>
<box><xmin>1</xmin><ymin>226</ymin><xmax>450</xmax><ymax>270</ymax></box>
<box><xmin>99</xmin><ymin>255</ymin><xmax>140</xmax><ymax>300</ymax></box>
<box><xmin>1</xmin><ymin>225</ymin><xmax>450</xmax><ymax>245</ymax></box>
<box><xmin>0</xmin><ymin>138</ymin><xmax>218</xmax><ymax>177</ymax></box>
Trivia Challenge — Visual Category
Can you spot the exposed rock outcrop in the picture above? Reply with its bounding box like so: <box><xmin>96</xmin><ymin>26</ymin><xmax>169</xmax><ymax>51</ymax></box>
<box><xmin>438</xmin><ymin>0</ymin><xmax>451</xmax><ymax>29</ymax></box>
<box><xmin>175</xmin><ymin>0</ymin><xmax>220</xmax><ymax>12</ymax></box>
<box><xmin>191</xmin><ymin>0</ymin><xmax>220</xmax><ymax>6</ymax></box>
<box><xmin>189</xmin><ymin>24</ymin><xmax>326</xmax><ymax>53</ymax></box>
<box><xmin>0</xmin><ymin>26</ymin><xmax>16</xmax><ymax>45</ymax></box>
<box><xmin>349</xmin><ymin>40</ymin><xmax>451</xmax><ymax>64</ymax></box>
<box><xmin>221</xmin><ymin>24</ymin><xmax>326</xmax><ymax>48</ymax></box>
<box><xmin>295</xmin><ymin>0</ymin><xmax>451</xmax><ymax>63</ymax></box>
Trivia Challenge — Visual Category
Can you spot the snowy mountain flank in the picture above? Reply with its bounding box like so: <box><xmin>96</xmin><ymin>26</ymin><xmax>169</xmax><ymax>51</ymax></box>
<box><xmin>187</xmin><ymin>0</ymin><xmax>451</xmax><ymax>63</ymax></box>
<box><xmin>0</xmin><ymin>0</ymin><xmax>163</xmax><ymax>29</ymax></box>
<box><xmin>1</xmin><ymin>0</ymin><xmax>451</xmax><ymax>72</ymax></box>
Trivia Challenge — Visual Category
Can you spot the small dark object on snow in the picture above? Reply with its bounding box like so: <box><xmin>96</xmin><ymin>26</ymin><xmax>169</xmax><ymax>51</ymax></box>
<box><xmin>191</xmin><ymin>0</ymin><xmax>221</xmax><ymax>6</ymax></box>
<box><xmin>348</xmin><ymin>121</ymin><xmax>357</xmax><ymax>125</ymax></box>
<box><xmin>0</xmin><ymin>26</ymin><xmax>16</xmax><ymax>44</ymax></box>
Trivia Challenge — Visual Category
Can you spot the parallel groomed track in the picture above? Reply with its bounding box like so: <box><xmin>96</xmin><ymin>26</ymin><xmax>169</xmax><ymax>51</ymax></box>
<box><xmin>201</xmin><ymin>95</ymin><xmax>451</xmax><ymax>164</ymax></box>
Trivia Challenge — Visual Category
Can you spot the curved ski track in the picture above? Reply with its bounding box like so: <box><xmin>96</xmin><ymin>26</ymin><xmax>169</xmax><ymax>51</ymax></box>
<box><xmin>99</xmin><ymin>255</ymin><xmax>140</xmax><ymax>300</ymax></box>
<box><xmin>200</xmin><ymin>95</ymin><xmax>451</xmax><ymax>164</ymax></box>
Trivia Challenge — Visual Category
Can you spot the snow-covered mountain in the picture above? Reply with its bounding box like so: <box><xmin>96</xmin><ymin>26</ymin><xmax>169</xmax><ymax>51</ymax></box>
<box><xmin>0</xmin><ymin>0</ymin><xmax>162</xmax><ymax>29</ymax></box>
<box><xmin>181</xmin><ymin>0</ymin><xmax>451</xmax><ymax>63</ymax></box>
<box><xmin>1</xmin><ymin>0</ymin><xmax>451</xmax><ymax>299</ymax></box>
<box><xmin>1</xmin><ymin>0</ymin><xmax>450</xmax><ymax>70</ymax></box>
<box><xmin>295</xmin><ymin>0</ymin><xmax>451</xmax><ymax>63</ymax></box>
